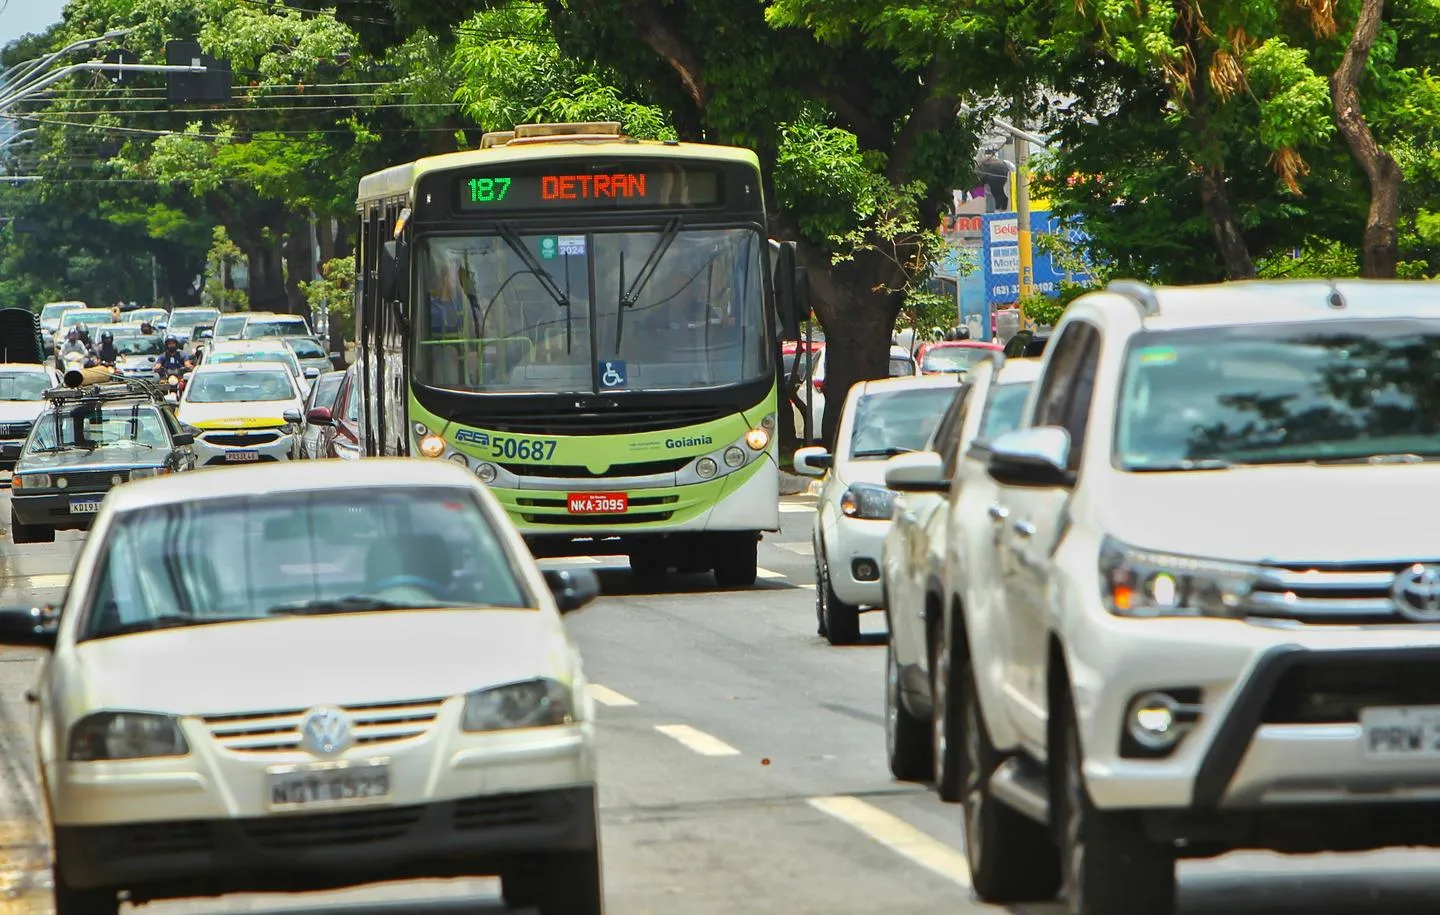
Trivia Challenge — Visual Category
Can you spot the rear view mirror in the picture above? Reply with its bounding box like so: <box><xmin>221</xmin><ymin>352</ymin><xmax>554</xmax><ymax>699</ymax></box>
<box><xmin>163</xmin><ymin>393</ymin><xmax>178</xmax><ymax>405</ymax></box>
<box><xmin>172</xmin><ymin>432</ymin><xmax>194</xmax><ymax>446</ymax></box>
<box><xmin>282</xmin><ymin>409</ymin><xmax>303</xmax><ymax>424</ymax></box>
<box><xmin>543</xmin><ymin>568</ymin><xmax>601</xmax><ymax>614</ymax></box>
<box><xmin>771</xmin><ymin>240</ymin><xmax>805</xmax><ymax>341</ymax></box>
<box><xmin>379</xmin><ymin>237</ymin><xmax>411</xmax><ymax>301</ymax></box>
<box><xmin>885</xmin><ymin>451</ymin><xmax>949</xmax><ymax>493</ymax></box>
<box><xmin>303</xmin><ymin>367</ymin><xmax>320</xmax><ymax>379</ymax></box>
<box><xmin>306</xmin><ymin>407</ymin><xmax>334</xmax><ymax>426</ymax></box>
<box><xmin>793</xmin><ymin>446</ymin><xmax>832</xmax><ymax>476</ymax></box>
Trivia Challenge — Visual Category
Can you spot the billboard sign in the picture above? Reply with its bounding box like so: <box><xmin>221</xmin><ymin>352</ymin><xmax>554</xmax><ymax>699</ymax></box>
<box><xmin>981</xmin><ymin>211</ymin><xmax>1091</xmax><ymax>306</ymax></box>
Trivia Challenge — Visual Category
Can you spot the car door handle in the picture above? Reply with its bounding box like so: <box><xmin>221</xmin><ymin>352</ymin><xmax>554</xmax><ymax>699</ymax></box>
<box><xmin>1013</xmin><ymin>520</ymin><xmax>1036</xmax><ymax>537</ymax></box>
<box><xmin>988</xmin><ymin>504</ymin><xmax>1009</xmax><ymax>521</ymax></box>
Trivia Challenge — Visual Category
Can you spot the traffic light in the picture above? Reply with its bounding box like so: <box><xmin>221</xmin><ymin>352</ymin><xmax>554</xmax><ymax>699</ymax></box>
<box><xmin>977</xmin><ymin>154</ymin><xmax>1011</xmax><ymax>211</ymax></box>
<box><xmin>164</xmin><ymin>40</ymin><xmax>232</xmax><ymax>103</ymax></box>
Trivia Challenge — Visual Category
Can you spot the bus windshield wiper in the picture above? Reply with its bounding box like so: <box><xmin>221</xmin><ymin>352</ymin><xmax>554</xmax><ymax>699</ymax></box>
<box><xmin>615</xmin><ymin>217</ymin><xmax>682</xmax><ymax>350</ymax></box>
<box><xmin>496</xmin><ymin>223</ymin><xmax>571</xmax><ymax>312</ymax></box>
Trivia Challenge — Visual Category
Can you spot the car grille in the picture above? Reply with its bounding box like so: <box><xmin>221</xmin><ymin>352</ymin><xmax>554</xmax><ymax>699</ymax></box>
<box><xmin>1244</xmin><ymin>561</ymin><xmax>1419</xmax><ymax>624</ymax></box>
<box><xmin>52</xmin><ymin>470</ymin><xmax>127</xmax><ymax>489</ymax></box>
<box><xmin>202</xmin><ymin>431</ymin><xmax>282</xmax><ymax>446</ymax></box>
<box><xmin>200</xmin><ymin>697</ymin><xmax>447</xmax><ymax>753</ymax></box>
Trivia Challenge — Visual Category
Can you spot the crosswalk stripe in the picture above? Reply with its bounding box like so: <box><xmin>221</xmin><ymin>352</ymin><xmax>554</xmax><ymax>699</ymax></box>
<box><xmin>808</xmin><ymin>795</ymin><xmax>971</xmax><ymax>887</ymax></box>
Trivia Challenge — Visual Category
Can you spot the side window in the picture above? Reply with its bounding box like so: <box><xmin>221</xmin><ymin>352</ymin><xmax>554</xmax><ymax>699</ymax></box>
<box><xmin>1031</xmin><ymin>322</ymin><xmax>1096</xmax><ymax>428</ymax></box>
<box><xmin>935</xmin><ymin>385</ymin><xmax>972</xmax><ymax>478</ymax></box>
<box><xmin>1059</xmin><ymin>331</ymin><xmax>1101</xmax><ymax>471</ymax></box>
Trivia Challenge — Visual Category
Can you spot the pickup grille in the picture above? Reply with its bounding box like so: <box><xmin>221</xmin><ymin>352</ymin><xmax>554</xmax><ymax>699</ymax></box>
<box><xmin>1245</xmin><ymin>561</ymin><xmax>1419</xmax><ymax>624</ymax></box>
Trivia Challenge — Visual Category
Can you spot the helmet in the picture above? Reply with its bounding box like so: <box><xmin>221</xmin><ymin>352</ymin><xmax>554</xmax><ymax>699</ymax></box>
<box><xmin>164</xmin><ymin>335</ymin><xmax>179</xmax><ymax>347</ymax></box>
<box><xmin>75</xmin><ymin>323</ymin><xmax>88</xmax><ymax>335</ymax></box>
<box><xmin>101</xmin><ymin>331</ymin><xmax>113</xmax><ymax>342</ymax></box>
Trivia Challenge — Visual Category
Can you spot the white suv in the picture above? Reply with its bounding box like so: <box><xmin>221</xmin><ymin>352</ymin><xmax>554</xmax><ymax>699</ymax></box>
<box><xmin>951</xmin><ymin>279</ymin><xmax>1440</xmax><ymax>915</ymax></box>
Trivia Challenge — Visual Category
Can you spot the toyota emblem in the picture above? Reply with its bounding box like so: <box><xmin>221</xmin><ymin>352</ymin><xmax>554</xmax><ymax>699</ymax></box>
<box><xmin>299</xmin><ymin>706</ymin><xmax>353</xmax><ymax>756</ymax></box>
<box><xmin>1391</xmin><ymin>564</ymin><xmax>1440</xmax><ymax>622</ymax></box>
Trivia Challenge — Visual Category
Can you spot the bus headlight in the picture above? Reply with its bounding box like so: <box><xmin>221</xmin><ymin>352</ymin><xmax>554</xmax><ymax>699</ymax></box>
<box><xmin>448</xmin><ymin>453</ymin><xmax>469</xmax><ymax>467</ymax></box>
<box><xmin>476</xmin><ymin>462</ymin><xmax>498</xmax><ymax>483</ymax></box>
<box><xmin>724</xmin><ymin>446</ymin><xmax>746</xmax><ymax>468</ymax></box>
<box><xmin>418</xmin><ymin>434</ymin><xmax>446</xmax><ymax>458</ymax></box>
<box><xmin>744</xmin><ymin>427</ymin><xmax>770</xmax><ymax>450</ymax></box>
<box><xmin>696</xmin><ymin>457</ymin><xmax>718</xmax><ymax>478</ymax></box>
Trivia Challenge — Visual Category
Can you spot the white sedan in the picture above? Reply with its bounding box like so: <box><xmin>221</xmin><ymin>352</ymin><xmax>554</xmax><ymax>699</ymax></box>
<box><xmin>177</xmin><ymin>361</ymin><xmax>305</xmax><ymax>466</ymax></box>
<box><xmin>0</xmin><ymin>459</ymin><xmax>604</xmax><ymax>915</ymax></box>
<box><xmin>793</xmin><ymin>374</ymin><xmax>962</xmax><ymax>644</ymax></box>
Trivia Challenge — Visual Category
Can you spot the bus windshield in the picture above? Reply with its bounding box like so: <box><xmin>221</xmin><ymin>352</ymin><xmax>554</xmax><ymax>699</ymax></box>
<box><xmin>412</xmin><ymin>227</ymin><xmax>769</xmax><ymax>394</ymax></box>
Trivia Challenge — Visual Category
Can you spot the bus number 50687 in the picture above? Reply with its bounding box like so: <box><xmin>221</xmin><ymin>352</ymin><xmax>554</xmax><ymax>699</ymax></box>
<box><xmin>489</xmin><ymin>437</ymin><xmax>558</xmax><ymax>462</ymax></box>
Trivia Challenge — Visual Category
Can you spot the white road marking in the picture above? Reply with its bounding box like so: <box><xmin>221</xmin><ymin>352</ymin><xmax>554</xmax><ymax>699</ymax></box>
<box><xmin>775</xmin><ymin>541</ymin><xmax>813</xmax><ymax>555</ymax></box>
<box><xmin>808</xmin><ymin>795</ymin><xmax>972</xmax><ymax>888</ymax></box>
<box><xmin>540</xmin><ymin>557</ymin><xmax>604</xmax><ymax>566</ymax></box>
<box><xmin>654</xmin><ymin>724</ymin><xmax>741</xmax><ymax>757</ymax></box>
<box><xmin>756</xmin><ymin>567</ymin><xmax>786</xmax><ymax>579</ymax></box>
<box><xmin>779</xmin><ymin>503</ymin><xmax>816</xmax><ymax>513</ymax></box>
<box><xmin>586</xmin><ymin>684</ymin><xmax>637</xmax><ymax>707</ymax></box>
<box><xmin>6</xmin><ymin>574</ymin><xmax>69</xmax><ymax>590</ymax></box>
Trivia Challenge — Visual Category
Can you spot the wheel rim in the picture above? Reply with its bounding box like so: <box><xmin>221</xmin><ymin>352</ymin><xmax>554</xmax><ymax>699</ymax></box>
<box><xmin>1062</xmin><ymin>726</ymin><xmax>1086</xmax><ymax>913</ymax></box>
<box><xmin>961</xmin><ymin>678</ymin><xmax>984</xmax><ymax>873</ymax></box>
<box><xmin>933</xmin><ymin>640</ymin><xmax>949</xmax><ymax>786</ymax></box>
<box><xmin>885</xmin><ymin>644</ymin><xmax>899</xmax><ymax>761</ymax></box>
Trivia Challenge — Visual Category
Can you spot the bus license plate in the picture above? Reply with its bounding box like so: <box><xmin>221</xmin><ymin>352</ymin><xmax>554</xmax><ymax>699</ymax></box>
<box><xmin>226</xmin><ymin>450</ymin><xmax>260</xmax><ymax>463</ymax></box>
<box><xmin>567</xmin><ymin>492</ymin><xmax>627</xmax><ymax>514</ymax></box>
<box><xmin>69</xmin><ymin>499</ymin><xmax>102</xmax><ymax>514</ymax></box>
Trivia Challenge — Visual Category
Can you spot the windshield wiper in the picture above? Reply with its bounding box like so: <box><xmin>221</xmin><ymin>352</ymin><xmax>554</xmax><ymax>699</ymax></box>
<box><xmin>1128</xmin><ymin>459</ymin><xmax>1233</xmax><ymax>472</ymax></box>
<box><xmin>496</xmin><ymin>223</ymin><xmax>570</xmax><ymax>312</ymax></box>
<box><xmin>267</xmin><ymin>596</ymin><xmax>444</xmax><ymax>616</ymax></box>
<box><xmin>615</xmin><ymin>217</ymin><xmax>682</xmax><ymax>351</ymax></box>
<box><xmin>1306</xmin><ymin>452</ymin><xmax>1437</xmax><ymax>465</ymax></box>
<box><xmin>91</xmin><ymin>614</ymin><xmax>235</xmax><ymax>639</ymax></box>
<box><xmin>852</xmin><ymin>447</ymin><xmax>917</xmax><ymax>458</ymax></box>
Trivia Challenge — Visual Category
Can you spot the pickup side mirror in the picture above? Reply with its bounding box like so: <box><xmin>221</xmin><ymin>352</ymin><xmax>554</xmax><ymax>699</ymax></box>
<box><xmin>0</xmin><ymin>605</ymin><xmax>57</xmax><ymax>649</ymax></box>
<box><xmin>884</xmin><ymin>450</ymin><xmax>950</xmax><ymax>493</ymax></box>
<box><xmin>793</xmin><ymin>445</ymin><xmax>832</xmax><ymax>476</ymax></box>
<box><xmin>543</xmin><ymin>568</ymin><xmax>601</xmax><ymax>614</ymax></box>
<box><xmin>172</xmin><ymin>432</ymin><xmax>194</xmax><ymax>446</ymax></box>
<box><xmin>986</xmin><ymin>426</ymin><xmax>1074</xmax><ymax>488</ymax></box>
<box><xmin>306</xmin><ymin>406</ymin><xmax>334</xmax><ymax>426</ymax></box>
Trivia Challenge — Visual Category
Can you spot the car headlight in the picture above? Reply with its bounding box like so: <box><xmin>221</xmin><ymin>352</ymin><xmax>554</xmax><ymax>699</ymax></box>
<box><xmin>461</xmin><ymin>678</ymin><xmax>574</xmax><ymax>732</ymax></box>
<box><xmin>68</xmin><ymin>712</ymin><xmax>189</xmax><ymax>761</ymax></box>
<box><xmin>840</xmin><ymin>483</ymin><xmax>896</xmax><ymax>520</ymax></box>
<box><xmin>1099</xmin><ymin>536</ymin><xmax>1260</xmax><ymax>618</ymax></box>
<box><xmin>13</xmin><ymin>473</ymin><xmax>49</xmax><ymax>490</ymax></box>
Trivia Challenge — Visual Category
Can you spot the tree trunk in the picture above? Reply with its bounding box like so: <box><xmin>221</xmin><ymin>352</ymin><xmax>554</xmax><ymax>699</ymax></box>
<box><xmin>246</xmin><ymin>243</ymin><xmax>287</xmax><ymax>311</ymax></box>
<box><xmin>1331</xmin><ymin>0</ymin><xmax>1402</xmax><ymax>278</ymax></box>
<box><xmin>797</xmin><ymin>244</ymin><xmax>904</xmax><ymax>449</ymax></box>
<box><xmin>1198</xmin><ymin>168</ymin><xmax>1256</xmax><ymax>278</ymax></box>
<box><xmin>283</xmin><ymin>215</ymin><xmax>316</xmax><ymax>320</ymax></box>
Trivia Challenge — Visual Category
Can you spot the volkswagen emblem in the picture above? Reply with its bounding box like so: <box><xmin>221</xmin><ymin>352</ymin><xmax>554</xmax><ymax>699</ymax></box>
<box><xmin>1391</xmin><ymin>564</ymin><xmax>1440</xmax><ymax>622</ymax></box>
<box><xmin>300</xmin><ymin>706</ymin><xmax>353</xmax><ymax>756</ymax></box>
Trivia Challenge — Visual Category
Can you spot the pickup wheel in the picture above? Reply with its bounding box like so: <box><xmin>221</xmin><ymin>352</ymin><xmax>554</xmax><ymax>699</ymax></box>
<box><xmin>931</xmin><ymin>621</ymin><xmax>964</xmax><ymax>802</ymax></box>
<box><xmin>1057</xmin><ymin>703</ymin><xmax>1176</xmax><ymax>915</ymax></box>
<box><xmin>885</xmin><ymin>636</ymin><xmax>933</xmax><ymax>781</ymax></box>
<box><xmin>958</xmin><ymin>657</ymin><xmax>1060</xmax><ymax>901</ymax></box>
<box><xmin>10</xmin><ymin>510</ymin><xmax>54</xmax><ymax>544</ymax></box>
<box><xmin>819</xmin><ymin>551</ymin><xmax>860</xmax><ymax>645</ymax></box>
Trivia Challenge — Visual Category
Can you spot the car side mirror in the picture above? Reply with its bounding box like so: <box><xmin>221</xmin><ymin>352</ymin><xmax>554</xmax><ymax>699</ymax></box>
<box><xmin>543</xmin><ymin>568</ymin><xmax>601</xmax><ymax>614</ymax></box>
<box><xmin>303</xmin><ymin>367</ymin><xmax>320</xmax><ymax>379</ymax></box>
<box><xmin>199</xmin><ymin>330</ymin><xmax>214</xmax><ymax>340</ymax></box>
<box><xmin>306</xmin><ymin>406</ymin><xmax>334</xmax><ymax>426</ymax></box>
<box><xmin>282</xmin><ymin>409</ymin><xmax>303</xmax><ymax>425</ymax></box>
<box><xmin>172</xmin><ymin>432</ymin><xmax>194</xmax><ymax>446</ymax></box>
<box><xmin>793</xmin><ymin>445</ymin><xmax>832</xmax><ymax>476</ymax></box>
<box><xmin>0</xmin><ymin>605</ymin><xmax>57</xmax><ymax>649</ymax></box>
<box><xmin>164</xmin><ymin>393</ymin><xmax>178</xmax><ymax>405</ymax></box>
<box><xmin>884</xmin><ymin>450</ymin><xmax>950</xmax><ymax>493</ymax></box>
<box><xmin>986</xmin><ymin>426</ymin><xmax>1074</xmax><ymax>488</ymax></box>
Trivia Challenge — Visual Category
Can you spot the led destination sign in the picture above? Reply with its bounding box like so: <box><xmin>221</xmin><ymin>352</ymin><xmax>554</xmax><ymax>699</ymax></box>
<box><xmin>456</xmin><ymin>167</ymin><xmax>722</xmax><ymax>211</ymax></box>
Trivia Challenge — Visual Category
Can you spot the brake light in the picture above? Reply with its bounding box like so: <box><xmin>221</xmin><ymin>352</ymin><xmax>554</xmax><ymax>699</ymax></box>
<box><xmin>813</xmin><ymin>379</ymin><xmax>825</xmax><ymax>394</ymax></box>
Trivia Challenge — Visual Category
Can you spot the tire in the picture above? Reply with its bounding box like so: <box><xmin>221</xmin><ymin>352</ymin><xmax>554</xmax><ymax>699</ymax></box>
<box><xmin>1057</xmin><ymin>702</ymin><xmax>1175</xmax><ymax>915</ymax></box>
<box><xmin>958</xmin><ymin>657</ymin><xmax>1060</xmax><ymax>902</ymax></box>
<box><xmin>819</xmin><ymin>551</ymin><xmax>860</xmax><ymax>645</ymax></box>
<box><xmin>931</xmin><ymin>614</ymin><xmax>964</xmax><ymax>802</ymax></box>
<box><xmin>11</xmin><ymin>510</ymin><xmax>53</xmax><ymax>544</ymax></box>
<box><xmin>628</xmin><ymin>550</ymin><xmax>669</xmax><ymax>580</ymax></box>
<box><xmin>885</xmin><ymin>637</ymin><xmax>932</xmax><ymax>781</ymax></box>
<box><xmin>539</xmin><ymin>846</ymin><xmax>604</xmax><ymax>915</ymax></box>
<box><xmin>713</xmin><ymin>535</ymin><xmax>758</xmax><ymax>587</ymax></box>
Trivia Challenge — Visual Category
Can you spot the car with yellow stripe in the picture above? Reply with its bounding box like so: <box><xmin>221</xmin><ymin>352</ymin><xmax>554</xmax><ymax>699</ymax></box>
<box><xmin>176</xmin><ymin>361</ymin><xmax>304</xmax><ymax>466</ymax></box>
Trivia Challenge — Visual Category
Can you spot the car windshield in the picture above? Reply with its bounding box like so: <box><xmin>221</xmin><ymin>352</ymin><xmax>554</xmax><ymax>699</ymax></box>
<box><xmin>922</xmin><ymin>346</ymin><xmax>993</xmax><ymax>374</ymax></box>
<box><xmin>242</xmin><ymin>318</ymin><xmax>309</xmax><ymax>339</ymax></box>
<box><xmin>849</xmin><ymin>386</ymin><xmax>958</xmax><ymax>458</ymax></box>
<box><xmin>115</xmin><ymin>335</ymin><xmax>163</xmax><ymax>356</ymax></box>
<box><xmin>213</xmin><ymin>315</ymin><xmax>248</xmax><ymax>336</ymax></box>
<box><xmin>1115</xmin><ymin>320</ymin><xmax>1440</xmax><ymax>469</ymax></box>
<box><xmin>186</xmin><ymin>369</ymin><xmax>294</xmax><ymax>403</ymax></box>
<box><xmin>209</xmin><ymin>349</ymin><xmax>299</xmax><ymax>374</ymax></box>
<box><xmin>41</xmin><ymin>303</ymin><xmax>81</xmax><ymax>322</ymax></box>
<box><xmin>285</xmin><ymin>337</ymin><xmax>327</xmax><ymax>359</ymax></box>
<box><xmin>28</xmin><ymin>404</ymin><xmax>170</xmax><ymax>452</ymax></box>
<box><xmin>309</xmin><ymin>372</ymin><xmax>345</xmax><ymax>409</ymax></box>
<box><xmin>60</xmin><ymin>310</ymin><xmax>110</xmax><ymax>329</ymax></box>
<box><xmin>126</xmin><ymin>310</ymin><xmax>166</xmax><ymax>325</ymax></box>
<box><xmin>0</xmin><ymin>372</ymin><xmax>49</xmax><ymax>400</ymax></box>
<box><xmin>978</xmin><ymin>381</ymin><xmax>1033</xmax><ymax>443</ymax></box>
<box><xmin>77</xmin><ymin>486</ymin><xmax>533</xmax><ymax>641</ymax></box>
<box><xmin>169</xmin><ymin>309</ymin><xmax>220</xmax><ymax>333</ymax></box>
<box><xmin>412</xmin><ymin>227</ymin><xmax>770</xmax><ymax>393</ymax></box>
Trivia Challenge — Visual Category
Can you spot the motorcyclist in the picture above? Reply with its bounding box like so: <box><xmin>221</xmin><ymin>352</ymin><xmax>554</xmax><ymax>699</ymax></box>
<box><xmin>95</xmin><ymin>331</ymin><xmax>119</xmax><ymax>366</ymax></box>
<box><xmin>60</xmin><ymin>330</ymin><xmax>91</xmax><ymax>364</ymax></box>
<box><xmin>75</xmin><ymin>323</ymin><xmax>93</xmax><ymax>349</ymax></box>
<box><xmin>154</xmin><ymin>335</ymin><xmax>191</xmax><ymax>376</ymax></box>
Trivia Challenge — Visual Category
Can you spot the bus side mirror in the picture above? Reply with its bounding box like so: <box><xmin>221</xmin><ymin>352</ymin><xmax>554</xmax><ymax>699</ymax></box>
<box><xmin>773</xmin><ymin>240</ymin><xmax>805</xmax><ymax>340</ymax></box>
<box><xmin>379</xmin><ymin>239</ymin><xmax>410</xmax><ymax>301</ymax></box>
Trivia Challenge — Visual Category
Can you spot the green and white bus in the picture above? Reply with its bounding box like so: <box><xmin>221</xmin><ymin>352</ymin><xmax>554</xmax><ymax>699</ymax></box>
<box><xmin>354</xmin><ymin>122</ymin><xmax>808</xmax><ymax>586</ymax></box>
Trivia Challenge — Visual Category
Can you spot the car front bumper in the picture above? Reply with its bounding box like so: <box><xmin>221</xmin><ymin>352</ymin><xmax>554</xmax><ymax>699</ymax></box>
<box><xmin>194</xmin><ymin>429</ymin><xmax>296</xmax><ymax>466</ymax></box>
<box><xmin>55</xmin><ymin>784</ymin><xmax>598</xmax><ymax>897</ymax></box>
<box><xmin>825</xmin><ymin>514</ymin><xmax>890</xmax><ymax>607</ymax></box>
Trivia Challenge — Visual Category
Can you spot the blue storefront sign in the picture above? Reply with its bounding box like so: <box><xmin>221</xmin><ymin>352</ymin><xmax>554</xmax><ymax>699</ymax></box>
<box><xmin>981</xmin><ymin>211</ymin><xmax>1091</xmax><ymax>306</ymax></box>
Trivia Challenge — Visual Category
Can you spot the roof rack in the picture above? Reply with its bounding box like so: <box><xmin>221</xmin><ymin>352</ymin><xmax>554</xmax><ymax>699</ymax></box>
<box><xmin>1107</xmin><ymin>279</ymin><xmax>1160</xmax><ymax>317</ymax></box>
<box><xmin>44</xmin><ymin>370</ymin><xmax>168</xmax><ymax>404</ymax></box>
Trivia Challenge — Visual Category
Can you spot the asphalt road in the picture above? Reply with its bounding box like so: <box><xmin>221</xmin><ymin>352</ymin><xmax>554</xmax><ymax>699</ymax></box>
<box><xmin>0</xmin><ymin>486</ymin><xmax>1439</xmax><ymax>914</ymax></box>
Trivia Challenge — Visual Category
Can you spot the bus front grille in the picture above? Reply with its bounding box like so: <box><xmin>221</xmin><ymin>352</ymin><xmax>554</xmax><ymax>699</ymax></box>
<box><xmin>497</xmin><ymin>457</ymin><xmax>691</xmax><ymax>478</ymax></box>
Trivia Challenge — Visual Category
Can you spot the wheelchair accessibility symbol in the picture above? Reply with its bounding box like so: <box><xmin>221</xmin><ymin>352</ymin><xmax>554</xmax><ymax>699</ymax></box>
<box><xmin>599</xmin><ymin>360</ymin><xmax>627</xmax><ymax>389</ymax></box>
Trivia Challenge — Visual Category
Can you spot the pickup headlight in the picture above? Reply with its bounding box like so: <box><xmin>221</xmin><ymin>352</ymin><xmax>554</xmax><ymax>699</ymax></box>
<box><xmin>1099</xmin><ymin>536</ymin><xmax>1260</xmax><ymax>618</ymax></box>
<box><xmin>13</xmin><ymin>473</ymin><xmax>49</xmax><ymax>490</ymax></box>
<box><xmin>840</xmin><ymin>483</ymin><xmax>897</xmax><ymax>520</ymax></box>
<box><xmin>129</xmin><ymin>467</ymin><xmax>165</xmax><ymax>480</ymax></box>
<box><xmin>462</xmin><ymin>678</ymin><xmax>574</xmax><ymax>732</ymax></box>
<box><xmin>68</xmin><ymin>712</ymin><xmax>189</xmax><ymax>761</ymax></box>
